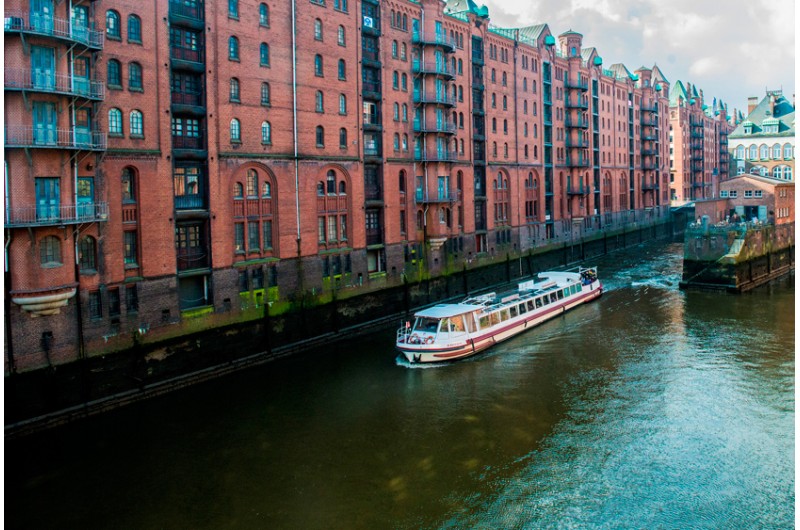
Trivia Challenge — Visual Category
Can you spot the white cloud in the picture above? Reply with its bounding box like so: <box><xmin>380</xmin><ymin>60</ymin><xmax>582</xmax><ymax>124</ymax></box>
<box><xmin>480</xmin><ymin>0</ymin><xmax>795</xmax><ymax>113</ymax></box>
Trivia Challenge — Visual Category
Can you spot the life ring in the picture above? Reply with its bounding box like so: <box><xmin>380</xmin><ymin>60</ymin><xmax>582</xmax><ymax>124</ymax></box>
<box><xmin>410</xmin><ymin>334</ymin><xmax>420</xmax><ymax>344</ymax></box>
<box><xmin>425</xmin><ymin>336</ymin><xmax>434</xmax><ymax>344</ymax></box>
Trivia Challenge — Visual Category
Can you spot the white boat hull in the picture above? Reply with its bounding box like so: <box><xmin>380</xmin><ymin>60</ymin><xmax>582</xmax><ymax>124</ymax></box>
<box><xmin>398</xmin><ymin>279</ymin><xmax>602</xmax><ymax>363</ymax></box>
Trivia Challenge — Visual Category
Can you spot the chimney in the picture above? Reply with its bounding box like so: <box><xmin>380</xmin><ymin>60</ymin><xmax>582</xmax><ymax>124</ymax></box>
<box><xmin>747</xmin><ymin>96</ymin><xmax>758</xmax><ymax>115</ymax></box>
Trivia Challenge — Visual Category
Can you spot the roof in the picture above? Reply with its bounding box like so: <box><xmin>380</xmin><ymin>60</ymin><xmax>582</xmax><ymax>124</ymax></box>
<box><xmin>730</xmin><ymin>91</ymin><xmax>795</xmax><ymax>139</ymax></box>
<box><xmin>608</xmin><ymin>63</ymin><xmax>638</xmax><ymax>81</ymax></box>
<box><xmin>414</xmin><ymin>303</ymin><xmax>482</xmax><ymax>319</ymax></box>
<box><xmin>669</xmin><ymin>80</ymin><xmax>689</xmax><ymax>106</ymax></box>
<box><xmin>721</xmin><ymin>174</ymin><xmax>796</xmax><ymax>188</ymax></box>
<box><xmin>517</xmin><ymin>23</ymin><xmax>549</xmax><ymax>42</ymax></box>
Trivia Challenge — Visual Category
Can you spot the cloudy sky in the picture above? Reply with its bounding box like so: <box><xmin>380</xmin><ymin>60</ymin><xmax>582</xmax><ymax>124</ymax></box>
<box><xmin>480</xmin><ymin>0</ymin><xmax>795</xmax><ymax>117</ymax></box>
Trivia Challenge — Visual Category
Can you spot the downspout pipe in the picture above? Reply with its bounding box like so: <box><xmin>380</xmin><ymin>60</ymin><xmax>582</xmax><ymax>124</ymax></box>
<box><xmin>5</xmin><ymin>160</ymin><xmax>16</xmax><ymax>374</ymax></box>
<box><xmin>291</xmin><ymin>0</ymin><xmax>301</xmax><ymax>252</ymax></box>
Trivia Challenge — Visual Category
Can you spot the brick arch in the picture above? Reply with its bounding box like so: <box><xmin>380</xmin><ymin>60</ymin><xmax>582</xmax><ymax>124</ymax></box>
<box><xmin>231</xmin><ymin>161</ymin><xmax>278</xmax><ymax>198</ymax></box>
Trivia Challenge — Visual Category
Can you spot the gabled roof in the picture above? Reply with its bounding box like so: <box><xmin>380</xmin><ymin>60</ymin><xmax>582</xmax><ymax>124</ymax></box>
<box><xmin>651</xmin><ymin>64</ymin><xmax>670</xmax><ymax>85</ymax></box>
<box><xmin>730</xmin><ymin>91</ymin><xmax>795</xmax><ymax>138</ymax></box>
<box><xmin>608</xmin><ymin>63</ymin><xmax>638</xmax><ymax>81</ymax></box>
<box><xmin>517</xmin><ymin>24</ymin><xmax>549</xmax><ymax>42</ymax></box>
<box><xmin>669</xmin><ymin>80</ymin><xmax>689</xmax><ymax>106</ymax></box>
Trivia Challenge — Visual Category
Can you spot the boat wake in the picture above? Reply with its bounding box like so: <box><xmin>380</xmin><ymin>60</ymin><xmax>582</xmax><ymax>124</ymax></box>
<box><xmin>395</xmin><ymin>355</ymin><xmax>453</xmax><ymax>369</ymax></box>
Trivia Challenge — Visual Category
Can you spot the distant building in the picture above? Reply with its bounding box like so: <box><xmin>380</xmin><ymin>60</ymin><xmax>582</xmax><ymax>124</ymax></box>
<box><xmin>728</xmin><ymin>90</ymin><xmax>795</xmax><ymax>181</ymax></box>
<box><xmin>668</xmin><ymin>80</ymin><xmax>733</xmax><ymax>205</ymax></box>
<box><xmin>694</xmin><ymin>174</ymin><xmax>794</xmax><ymax>225</ymax></box>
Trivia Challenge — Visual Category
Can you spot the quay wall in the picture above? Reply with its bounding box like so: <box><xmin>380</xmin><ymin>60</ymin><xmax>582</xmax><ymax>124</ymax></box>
<box><xmin>6</xmin><ymin>219</ymin><xmax>673</xmax><ymax>435</ymax></box>
<box><xmin>680</xmin><ymin>222</ymin><xmax>795</xmax><ymax>292</ymax></box>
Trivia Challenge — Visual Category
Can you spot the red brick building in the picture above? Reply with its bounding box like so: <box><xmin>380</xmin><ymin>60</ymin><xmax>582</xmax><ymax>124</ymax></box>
<box><xmin>5</xmin><ymin>0</ymin><xmax>676</xmax><ymax>372</ymax></box>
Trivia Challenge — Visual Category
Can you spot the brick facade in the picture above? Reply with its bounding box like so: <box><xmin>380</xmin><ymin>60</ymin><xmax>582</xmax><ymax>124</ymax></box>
<box><xmin>5</xmin><ymin>0</ymin><xmax>678</xmax><ymax>372</ymax></box>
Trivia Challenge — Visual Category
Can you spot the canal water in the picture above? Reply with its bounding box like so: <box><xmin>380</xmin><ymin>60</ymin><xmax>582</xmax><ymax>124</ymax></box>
<box><xmin>6</xmin><ymin>242</ymin><xmax>794</xmax><ymax>529</ymax></box>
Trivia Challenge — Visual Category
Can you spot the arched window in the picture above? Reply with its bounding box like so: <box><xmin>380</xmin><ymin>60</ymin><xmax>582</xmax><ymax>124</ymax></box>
<box><xmin>401</xmin><ymin>43</ymin><xmax>407</xmax><ymax>60</ymax></box>
<box><xmin>524</xmin><ymin>145</ymin><xmax>529</xmax><ymax>158</ymax></box>
<box><xmin>128</xmin><ymin>62</ymin><xmax>142</xmax><ymax>90</ymax></box>
<box><xmin>122</xmin><ymin>167</ymin><xmax>136</xmax><ymax>202</ymax></box>
<box><xmin>106</xmin><ymin>10</ymin><xmax>120</xmax><ymax>39</ymax></box>
<box><xmin>317</xmin><ymin>182</ymin><xmax>325</xmax><ymax>196</ymax></box>
<box><xmin>246</xmin><ymin>169</ymin><xmax>258</xmax><ymax>197</ymax></box>
<box><xmin>314</xmin><ymin>18</ymin><xmax>323</xmax><ymax>40</ymax></box>
<box><xmin>107</xmin><ymin>59</ymin><xmax>121</xmax><ymax>86</ymax></box>
<box><xmin>783</xmin><ymin>143</ymin><xmax>793</xmax><ymax>159</ymax></box>
<box><xmin>261</xmin><ymin>121</ymin><xmax>271</xmax><ymax>144</ymax></box>
<box><xmin>393</xmin><ymin>103</ymin><xmax>399</xmax><ymax>121</ymax></box>
<box><xmin>230</xmin><ymin>118</ymin><xmax>241</xmax><ymax>142</ymax></box>
<box><xmin>393</xmin><ymin>133</ymin><xmax>400</xmax><ymax>150</ymax></box>
<box><xmin>128</xmin><ymin>15</ymin><xmax>141</xmax><ymax>43</ymax></box>
<box><xmin>492</xmin><ymin>142</ymin><xmax>497</xmax><ymax>157</ymax></box>
<box><xmin>399</xmin><ymin>170</ymin><xmax>406</xmax><ymax>192</ymax></box>
<box><xmin>261</xmin><ymin>82</ymin><xmax>271</xmax><ymax>106</ymax></box>
<box><xmin>502</xmin><ymin>72</ymin><xmax>507</xmax><ymax>86</ymax></box>
<box><xmin>234</xmin><ymin>182</ymin><xmax>244</xmax><ymax>198</ymax></box>
<box><xmin>402</xmin><ymin>104</ymin><xmax>408</xmax><ymax>122</ymax></box>
<box><xmin>502</xmin><ymin>95</ymin><xmax>507</xmax><ymax>110</ymax></box>
<box><xmin>260</xmin><ymin>43</ymin><xmax>270</xmax><ymax>66</ymax></box>
<box><xmin>40</xmin><ymin>236</ymin><xmax>62</xmax><ymax>266</ymax></box>
<box><xmin>129</xmin><ymin>110</ymin><xmax>143</xmax><ymax>136</ymax></box>
<box><xmin>228</xmin><ymin>0</ymin><xmax>239</xmax><ymax>17</ymax></box>
<box><xmin>326</xmin><ymin>170</ymin><xmax>336</xmax><ymax>194</ymax></box>
<box><xmin>759</xmin><ymin>144</ymin><xmax>768</xmax><ymax>159</ymax></box>
<box><xmin>339</xmin><ymin>180</ymin><xmax>346</xmax><ymax>194</ymax></box>
<box><xmin>230</xmin><ymin>77</ymin><xmax>240</xmax><ymax>102</ymax></box>
<box><xmin>458</xmin><ymin>85</ymin><xmax>463</xmax><ymax>101</ymax></box>
<box><xmin>339</xmin><ymin>94</ymin><xmax>347</xmax><ymax>115</ymax></box>
<box><xmin>503</xmin><ymin>143</ymin><xmax>508</xmax><ymax>157</ymax></box>
<box><xmin>458</xmin><ymin>58</ymin><xmax>463</xmax><ymax>74</ymax></box>
<box><xmin>736</xmin><ymin>145</ymin><xmax>745</xmax><ymax>160</ymax></box>
<box><xmin>313</xmin><ymin>91</ymin><xmax>324</xmax><ymax>113</ymax></box>
<box><xmin>403</xmin><ymin>134</ymin><xmax>409</xmax><ymax>151</ymax></box>
<box><xmin>492</xmin><ymin>117</ymin><xmax>497</xmax><ymax>133</ymax></box>
<box><xmin>259</xmin><ymin>3</ymin><xmax>269</xmax><ymax>26</ymax></box>
<box><xmin>338</xmin><ymin>59</ymin><xmax>346</xmax><ymax>80</ymax></box>
<box><xmin>108</xmin><ymin>108</ymin><xmax>123</xmax><ymax>135</ymax></box>
<box><xmin>314</xmin><ymin>55</ymin><xmax>323</xmax><ymax>76</ymax></box>
<box><xmin>748</xmin><ymin>145</ymin><xmax>758</xmax><ymax>160</ymax></box>
<box><xmin>772</xmin><ymin>144</ymin><xmax>781</xmax><ymax>159</ymax></box>
<box><xmin>262</xmin><ymin>181</ymin><xmax>271</xmax><ymax>197</ymax></box>
<box><xmin>338</xmin><ymin>25</ymin><xmax>346</xmax><ymax>46</ymax></box>
<box><xmin>79</xmin><ymin>236</ymin><xmax>97</xmax><ymax>271</ymax></box>
<box><xmin>229</xmin><ymin>36</ymin><xmax>239</xmax><ymax>60</ymax></box>
<box><xmin>402</xmin><ymin>73</ymin><xmax>407</xmax><ymax>91</ymax></box>
<box><xmin>491</xmin><ymin>93</ymin><xmax>496</xmax><ymax>108</ymax></box>
<box><xmin>339</xmin><ymin>128</ymin><xmax>347</xmax><ymax>148</ymax></box>
<box><xmin>316</xmin><ymin>126</ymin><xmax>324</xmax><ymax>147</ymax></box>
<box><xmin>392</xmin><ymin>41</ymin><xmax>398</xmax><ymax>58</ymax></box>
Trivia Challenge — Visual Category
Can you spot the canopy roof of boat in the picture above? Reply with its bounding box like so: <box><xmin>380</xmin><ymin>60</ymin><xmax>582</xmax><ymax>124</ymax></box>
<box><xmin>415</xmin><ymin>303</ymin><xmax>482</xmax><ymax>319</ymax></box>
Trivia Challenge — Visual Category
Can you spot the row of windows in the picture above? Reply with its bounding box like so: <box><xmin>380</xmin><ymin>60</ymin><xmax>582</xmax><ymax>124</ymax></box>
<box><xmin>313</xmin><ymin>19</ymin><xmax>348</xmax><ymax>47</ymax></box>
<box><xmin>227</xmin><ymin>1</ymin><xmax>271</xmax><ymax>25</ymax></box>
<box><xmin>736</xmin><ymin>165</ymin><xmax>793</xmax><ymax>180</ymax></box>
<box><xmin>40</xmin><ymin>233</ymin><xmax>137</xmax><ymax>270</ymax></box>
<box><xmin>310</xmin><ymin>0</ymin><xmax>349</xmax><ymax>12</ymax></box>
<box><xmin>720</xmin><ymin>189</ymin><xmax>764</xmax><ymax>199</ymax></box>
<box><xmin>106</xmin><ymin>11</ymin><xmax>141</xmax><ymax>43</ymax></box>
<box><xmin>108</xmin><ymin>109</ymin><xmax>144</xmax><ymax>137</ymax></box>
<box><xmin>107</xmin><ymin>60</ymin><xmax>142</xmax><ymax>90</ymax></box>
<box><xmin>88</xmin><ymin>284</ymin><xmax>139</xmax><ymax>320</ymax></box>
<box><xmin>734</xmin><ymin>144</ymin><xmax>793</xmax><ymax>161</ymax></box>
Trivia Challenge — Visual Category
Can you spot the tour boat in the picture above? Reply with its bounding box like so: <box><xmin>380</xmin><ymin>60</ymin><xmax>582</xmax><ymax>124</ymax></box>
<box><xmin>396</xmin><ymin>267</ymin><xmax>602</xmax><ymax>363</ymax></box>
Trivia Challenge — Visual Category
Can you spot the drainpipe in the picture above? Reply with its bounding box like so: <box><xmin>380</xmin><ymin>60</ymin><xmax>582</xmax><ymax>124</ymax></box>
<box><xmin>291</xmin><ymin>0</ymin><xmax>301</xmax><ymax>256</ymax></box>
<box><xmin>5</xmin><ymin>160</ymin><xmax>16</xmax><ymax>374</ymax></box>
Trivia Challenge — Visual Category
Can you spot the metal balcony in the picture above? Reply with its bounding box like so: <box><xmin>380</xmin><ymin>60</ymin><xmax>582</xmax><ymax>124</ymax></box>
<box><xmin>168</xmin><ymin>1</ymin><xmax>204</xmax><ymax>29</ymax></box>
<box><xmin>565</xmin><ymin>156</ymin><xmax>590</xmax><ymax>168</ymax></box>
<box><xmin>641</xmin><ymin>180</ymin><xmax>658</xmax><ymax>190</ymax></box>
<box><xmin>170</xmin><ymin>46</ymin><xmax>205</xmax><ymax>71</ymax></box>
<box><xmin>565</xmin><ymin>116</ymin><xmax>589</xmax><ymax>129</ymax></box>
<box><xmin>565</xmin><ymin>99</ymin><xmax>589</xmax><ymax>109</ymax></box>
<box><xmin>6</xmin><ymin>202</ymin><xmax>108</xmax><ymax>228</ymax></box>
<box><xmin>413</xmin><ymin>120</ymin><xmax>456</xmax><ymax>134</ymax></box>
<box><xmin>414</xmin><ymin>150</ymin><xmax>459</xmax><ymax>162</ymax></box>
<box><xmin>565</xmin><ymin>137</ymin><xmax>589</xmax><ymax>148</ymax></box>
<box><xmin>412</xmin><ymin>92</ymin><xmax>456</xmax><ymax>107</ymax></box>
<box><xmin>415</xmin><ymin>189</ymin><xmax>460</xmax><ymax>203</ymax></box>
<box><xmin>411</xmin><ymin>60</ymin><xmax>454</xmax><ymax>79</ymax></box>
<box><xmin>412</xmin><ymin>31</ymin><xmax>455</xmax><ymax>52</ymax></box>
<box><xmin>5</xmin><ymin>68</ymin><xmax>105</xmax><ymax>100</ymax></box>
<box><xmin>177</xmin><ymin>247</ymin><xmax>210</xmax><ymax>271</ymax></box>
<box><xmin>565</xmin><ymin>79</ymin><xmax>589</xmax><ymax>91</ymax></box>
<box><xmin>641</xmin><ymin>103</ymin><xmax>658</xmax><ymax>113</ymax></box>
<box><xmin>5</xmin><ymin>126</ymin><xmax>106</xmax><ymax>151</ymax></box>
<box><xmin>566</xmin><ymin>183</ymin><xmax>589</xmax><ymax>195</ymax></box>
<box><xmin>4</xmin><ymin>11</ymin><xmax>104</xmax><ymax>49</ymax></box>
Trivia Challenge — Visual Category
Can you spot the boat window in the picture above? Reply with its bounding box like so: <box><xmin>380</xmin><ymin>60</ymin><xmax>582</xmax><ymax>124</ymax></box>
<box><xmin>536</xmin><ymin>297</ymin><xmax>543</xmax><ymax>308</ymax></box>
<box><xmin>416</xmin><ymin>317</ymin><xmax>440</xmax><ymax>333</ymax></box>
<box><xmin>450</xmin><ymin>315</ymin><xmax>464</xmax><ymax>331</ymax></box>
<box><xmin>549</xmin><ymin>293</ymin><xmax>558</xmax><ymax>303</ymax></box>
<box><xmin>500</xmin><ymin>309</ymin><xmax>510</xmax><ymax>321</ymax></box>
<box><xmin>519</xmin><ymin>303</ymin><xmax>526</xmax><ymax>314</ymax></box>
<box><xmin>439</xmin><ymin>319</ymin><xmax>450</xmax><ymax>333</ymax></box>
<box><xmin>527</xmin><ymin>300</ymin><xmax>535</xmax><ymax>311</ymax></box>
<box><xmin>509</xmin><ymin>306</ymin><xmax>518</xmax><ymax>318</ymax></box>
<box><xmin>558</xmin><ymin>290</ymin><xmax>565</xmax><ymax>300</ymax></box>
<box><xmin>479</xmin><ymin>315</ymin><xmax>490</xmax><ymax>329</ymax></box>
<box><xmin>571</xmin><ymin>285</ymin><xmax>577</xmax><ymax>295</ymax></box>
<box><xmin>490</xmin><ymin>312</ymin><xmax>501</xmax><ymax>326</ymax></box>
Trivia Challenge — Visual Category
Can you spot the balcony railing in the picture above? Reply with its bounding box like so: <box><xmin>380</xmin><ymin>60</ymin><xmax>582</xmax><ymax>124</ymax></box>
<box><xmin>413</xmin><ymin>91</ymin><xmax>456</xmax><ymax>107</ymax></box>
<box><xmin>643</xmin><ymin>161</ymin><xmax>658</xmax><ymax>170</ymax></box>
<box><xmin>362</xmin><ymin>81</ymin><xmax>381</xmax><ymax>99</ymax></box>
<box><xmin>6</xmin><ymin>202</ymin><xmax>108</xmax><ymax>227</ymax></box>
<box><xmin>413</xmin><ymin>120</ymin><xmax>456</xmax><ymax>134</ymax></box>
<box><xmin>174</xmin><ymin>194</ymin><xmax>207</xmax><ymax>210</ymax></box>
<box><xmin>170</xmin><ymin>46</ymin><xmax>204</xmax><ymax>66</ymax></box>
<box><xmin>5</xmin><ymin>126</ymin><xmax>106</xmax><ymax>150</ymax></box>
<box><xmin>565</xmin><ymin>99</ymin><xmax>589</xmax><ymax>109</ymax></box>
<box><xmin>362</xmin><ymin>49</ymin><xmax>381</xmax><ymax>66</ymax></box>
<box><xmin>411</xmin><ymin>60</ymin><xmax>454</xmax><ymax>78</ymax></box>
<box><xmin>641</xmin><ymin>103</ymin><xmax>658</xmax><ymax>112</ymax></box>
<box><xmin>565</xmin><ymin>156</ymin><xmax>591</xmax><ymax>167</ymax></box>
<box><xmin>414</xmin><ymin>150</ymin><xmax>459</xmax><ymax>162</ymax></box>
<box><xmin>415</xmin><ymin>189</ymin><xmax>460</xmax><ymax>203</ymax></box>
<box><xmin>177</xmin><ymin>247</ymin><xmax>210</xmax><ymax>271</ymax></box>
<box><xmin>641</xmin><ymin>116</ymin><xmax>657</xmax><ymax>126</ymax></box>
<box><xmin>171</xmin><ymin>90</ymin><xmax>204</xmax><ymax>107</ymax></box>
<box><xmin>5</xmin><ymin>67</ymin><xmax>104</xmax><ymax>100</ymax></box>
<box><xmin>565</xmin><ymin>79</ymin><xmax>589</xmax><ymax>91</ymax></box>
<box><xmin>169</xmin><ymin>1</ymin><xmax>204</xmax><ymax>24</ymax></box>
<box><xmin>4</xmin><ymin>11</ymin><xmax>104</xmax><ymax>49</ymax></box>
<box><xmin>412</xmin><ymin>31</ymin><xmax>455</xmax><ymax>52</ymax></box>
<box><xmin>565</xmin><ymin>137</ymin><xmax>589</xmax><ymax>148</ymax></box>
<box><xmin>566</xmin><ymin>183</ymin><xmax>589</xmax><ymax>195</ymax></box>
<box><xmin>172</xmin><ymin>135</ymin><xmax>205</xmax><ymax>150</ymax></box>
<box><xmin>565</xmin><ymin>116</ymin><xmax>589</xmax><ymax>128</ymax></box>
<box><xmin>641</xmin><ymin>180</ymin><xmax>658</xmax><ymax>190</ymax></box>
